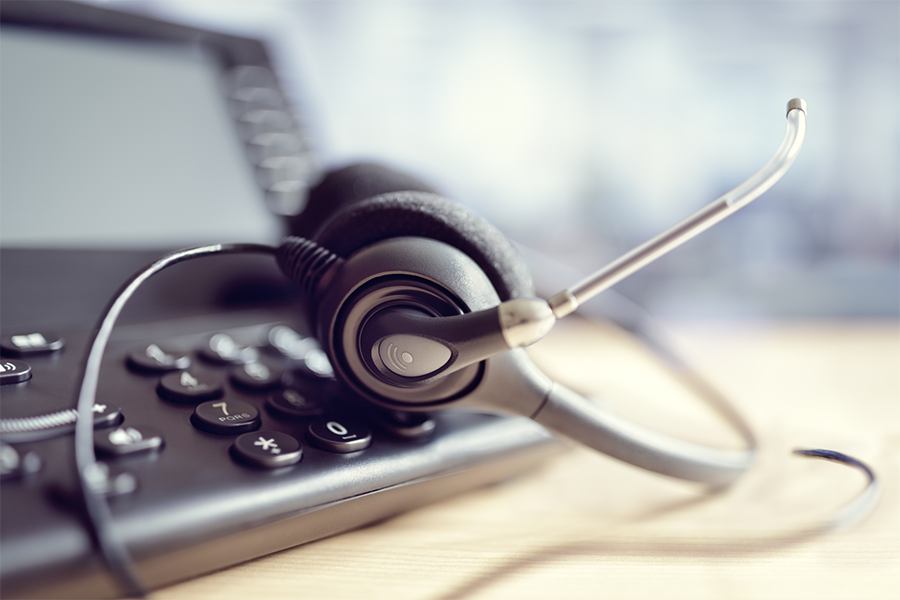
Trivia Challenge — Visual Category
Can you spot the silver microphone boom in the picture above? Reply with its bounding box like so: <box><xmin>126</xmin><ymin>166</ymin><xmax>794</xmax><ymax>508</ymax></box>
<box><xmin>380</xmin><ymin>99</ymin><xmax>809</xmax><ymax>374</ymax></box>
<box><xmin>545</xmin><ymin>98</ymin><xmax>807</xmax><ymax>320</ymax></box>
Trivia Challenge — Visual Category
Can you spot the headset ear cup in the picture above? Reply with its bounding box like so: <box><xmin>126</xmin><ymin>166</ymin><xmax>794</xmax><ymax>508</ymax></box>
<box><xmin>288</xmin><ymin>162</ymin><xmax>437</xmax><ymax>238</ymax></box>
<box><xmin>312</xmin><ymin>191</ymin><xmax>534</xmax><ymax>301</ymax></box>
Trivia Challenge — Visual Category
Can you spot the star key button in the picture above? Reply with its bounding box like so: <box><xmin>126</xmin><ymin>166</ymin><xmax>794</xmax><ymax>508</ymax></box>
<box><xmin>191</xmin><ymin>398</ymin><xmax>260</xmax><ymax>435</ymax></box>
<box><xmin>231</xmin><ymin>431</ymin><xmax>302</xmax><ymax>469</ymax></box>
<box><xmin>157</xmin><ymin>371</ymin><xmax>223</xmax><ymax>403</ymax></box>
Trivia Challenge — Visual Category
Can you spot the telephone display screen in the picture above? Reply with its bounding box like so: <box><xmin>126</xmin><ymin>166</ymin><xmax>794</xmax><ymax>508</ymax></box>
<box><xmin>0</xmin><ymin>27</ymin><xmax>278</xmax><ymax>247</ymax></box>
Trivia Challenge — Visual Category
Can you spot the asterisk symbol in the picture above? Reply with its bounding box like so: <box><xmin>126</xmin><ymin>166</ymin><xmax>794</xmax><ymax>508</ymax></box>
<box><xmin>254</xmin><ymin>437</ymin><xmax>279</xmax><ymax>452</ymax></box>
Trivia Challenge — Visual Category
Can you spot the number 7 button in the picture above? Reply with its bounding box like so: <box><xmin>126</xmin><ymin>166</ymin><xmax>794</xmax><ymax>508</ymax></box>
<box><xmin>191</xmin><ymin>398</ymin><xmax>260</xmax><ymax>434</ymax></box>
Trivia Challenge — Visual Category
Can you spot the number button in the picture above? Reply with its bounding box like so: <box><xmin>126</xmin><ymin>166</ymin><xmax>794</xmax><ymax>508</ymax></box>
<box><xmin>1</xmin><ymin>332</ymin><xmax>64</xmax><ymax>357</ymax></box>
<box><xmin>292</xmin><ymin>347</ymin><xmax>334</xmax><ymax>381</ymax></box>
<box><xmin>0</xmin><ymin>359</ymin><xmax>31</xmax><ymax>385</ymax></box>
<box><xmin>157</xmin><ymin>371</ymin><xmax>223</xmax><ymax>403</ymax></box>
<box><xmin>230</xmin><ymin>431</ymin><xmax>302</xmax><ymax>469</ymax></box>
<box><xmin>0</xmin><ymin>442</ymin><xmax>41</xmax><ymax>481</ymax></box>
<box><xmin>91</xmin><ymin>403</ymin><xmax>124</xmax><ymax>429</ymax></box>
<box><xmin>95</xmin><ymin>426</ymin><xmax>164</xmax><ymax>457</ymax></box>
<box><xmin>308</xmin><ymin>417</ymin><xmax>371</xmax><ymax>453</ymax></box>
<box><xmin>191</xmin><ymin>398</ymin><xmax>260</xmax><ymax>434</ymax></box>
<box><xmin>128</xmin><ymin>344</ymin><xmax>191</xmax><ymax>373</ymax></box>
<box><xmin>266</xmin><ymin>325</ymin><xmax>317</xmax><ymax>361</ymax></box>
<box><xmin>200</xmin><ymin>333</ymin><xmax>259</xmax><ymax>365</ymax></box>
<box><xmin>266</xmin><ymin>389</ymin><xmax>325</xmax><ymax>419</ymax></box>
<box><xmin>230</xmin><ymin>362</ymin><xmax>283</xmax><ymax>391</ymax></box>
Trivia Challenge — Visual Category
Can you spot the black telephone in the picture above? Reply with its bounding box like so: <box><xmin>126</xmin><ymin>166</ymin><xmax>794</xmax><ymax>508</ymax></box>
<box><xmin>0</xmin><ymin>3</ymin><xmax>878</xmax><ymax>599</ymax></box>
<box><xmin>0</xmin><ymin>3</ymin><xmax>559</xmax><ymax>597</ymax></box>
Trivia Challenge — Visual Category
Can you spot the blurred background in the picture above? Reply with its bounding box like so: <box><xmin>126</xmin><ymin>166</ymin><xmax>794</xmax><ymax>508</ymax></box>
<box><xmin>2</xmin><ymin>0</ymin><xmax>898</xmax><ymax>320</ymax></box>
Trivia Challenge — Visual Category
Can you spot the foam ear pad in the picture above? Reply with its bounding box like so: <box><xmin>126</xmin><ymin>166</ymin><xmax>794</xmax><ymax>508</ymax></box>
<box><xmin>298</xmin><ymin>163</ymin><xmax>534</xmax><ymax>300</ymax></box>
<box><xmin>304</xmin><ymin>165</ymin><xmax>533</xmax><ymax>300</ymax></box>
<box><xmin>288</xmin><ymin>162</ymin><xmax>437</xmax><ymax>238</ymax></box>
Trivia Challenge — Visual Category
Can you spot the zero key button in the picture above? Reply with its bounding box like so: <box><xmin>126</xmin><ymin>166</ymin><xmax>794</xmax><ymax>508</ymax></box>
<box><xmin>192</xmin><ymin>399</ymin><xmax>260</xmax><ymax>435</ymax></box>
<box><xmin>308</xmin><ymin>417</ymin><xmax>371</xmax><ymax>453</ymax></box>
<box><xmin>0</xmin><ymin>359</ymin><xmax>31</xmax><ymax>385</ymax></box>
<box><xmin>158</xmin><ymin>371</ymin><xmax>223</xmax><ymax>403</ymax></box>
<box><xmin>231</xmin><ymin>431</ymin><xmax>302</xmax><ymax>469</ymax></box>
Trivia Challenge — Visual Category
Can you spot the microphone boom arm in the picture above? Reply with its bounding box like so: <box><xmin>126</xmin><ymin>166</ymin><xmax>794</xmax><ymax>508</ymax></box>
<box><xmin>363</xmin><ymin>99</ymin><xmax>808</xmax><ymax>381</ymax></box>
<box><xmin>545</xmin><ymin>98</ymin><xmax>808</xmax><ymax>320</ymax></box>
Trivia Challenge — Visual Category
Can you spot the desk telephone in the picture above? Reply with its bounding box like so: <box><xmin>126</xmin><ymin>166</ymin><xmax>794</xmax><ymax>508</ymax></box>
<box><xmin>0</xmin><ymin>3</ymin><xmax>877</xmax><ymax>597</ymax></box>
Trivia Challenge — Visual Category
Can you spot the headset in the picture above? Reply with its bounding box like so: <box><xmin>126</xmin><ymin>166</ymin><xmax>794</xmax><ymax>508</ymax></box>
<box><xmin>67</xmin><ymin>99</ymin><xmax>880</xmax><ymax>596</ymax></box>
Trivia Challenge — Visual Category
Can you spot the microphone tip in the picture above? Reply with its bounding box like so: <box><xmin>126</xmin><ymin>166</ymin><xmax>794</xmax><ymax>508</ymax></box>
<box><xmin>786</xmin><ymin>98</ymin><xmax>807</xmax><ymax>115</ymax></box>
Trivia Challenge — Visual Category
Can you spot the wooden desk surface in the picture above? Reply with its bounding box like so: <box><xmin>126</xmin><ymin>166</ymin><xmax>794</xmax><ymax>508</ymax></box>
<box><xmin>159</xmin><ymin>321</ymin><xmax>899</xmax><ymax>599</ymax></box>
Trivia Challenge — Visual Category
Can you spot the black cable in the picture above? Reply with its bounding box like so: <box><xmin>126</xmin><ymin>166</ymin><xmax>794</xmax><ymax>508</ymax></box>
<box><xmin>587</xmin><ymin>288</ymin><xmax>880</xmax><ymax>527</ymax></box>
<box><xmin>791</xmin><ymin>448</ymin><xmax>880</xmax><ymax>529</ymax></box>
<box><xmin>520</xmin><ymin>242</ymin><xmax>880</xmax><ymax>528</ymax></box>
<box><xmin>72</xmin><ymin>243</ymin><xmax>276</xmax><ymax>597</ymax></box>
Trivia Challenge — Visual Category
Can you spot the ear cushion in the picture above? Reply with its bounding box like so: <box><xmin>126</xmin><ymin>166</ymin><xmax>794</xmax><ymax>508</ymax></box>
<box><xmin>289</xmin><ymin>162</ymin><xmax>436</xmax><ymax>238</ymax></box>
<box><xmin>313</xmin><ymin>190</ymin><xmax>534</xmax><ymax>301</ymax></box>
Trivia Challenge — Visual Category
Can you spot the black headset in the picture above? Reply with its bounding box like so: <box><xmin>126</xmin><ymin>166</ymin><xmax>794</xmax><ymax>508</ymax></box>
<box><xmin>64</xmin><ymin>99</ymin><xmax>879</xmax><ymax>596</ymax></box>
<box><xmin>275</xmin><ymin>161</ymin><xmax>754</xmax><ymax>484</ymax></box>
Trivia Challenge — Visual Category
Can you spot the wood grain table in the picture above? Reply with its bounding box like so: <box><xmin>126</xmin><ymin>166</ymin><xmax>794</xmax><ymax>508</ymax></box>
<box><xmin>159</xmin><ymin>320</ymin><xmax>900</xmax><ymax>599</ymax></box>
